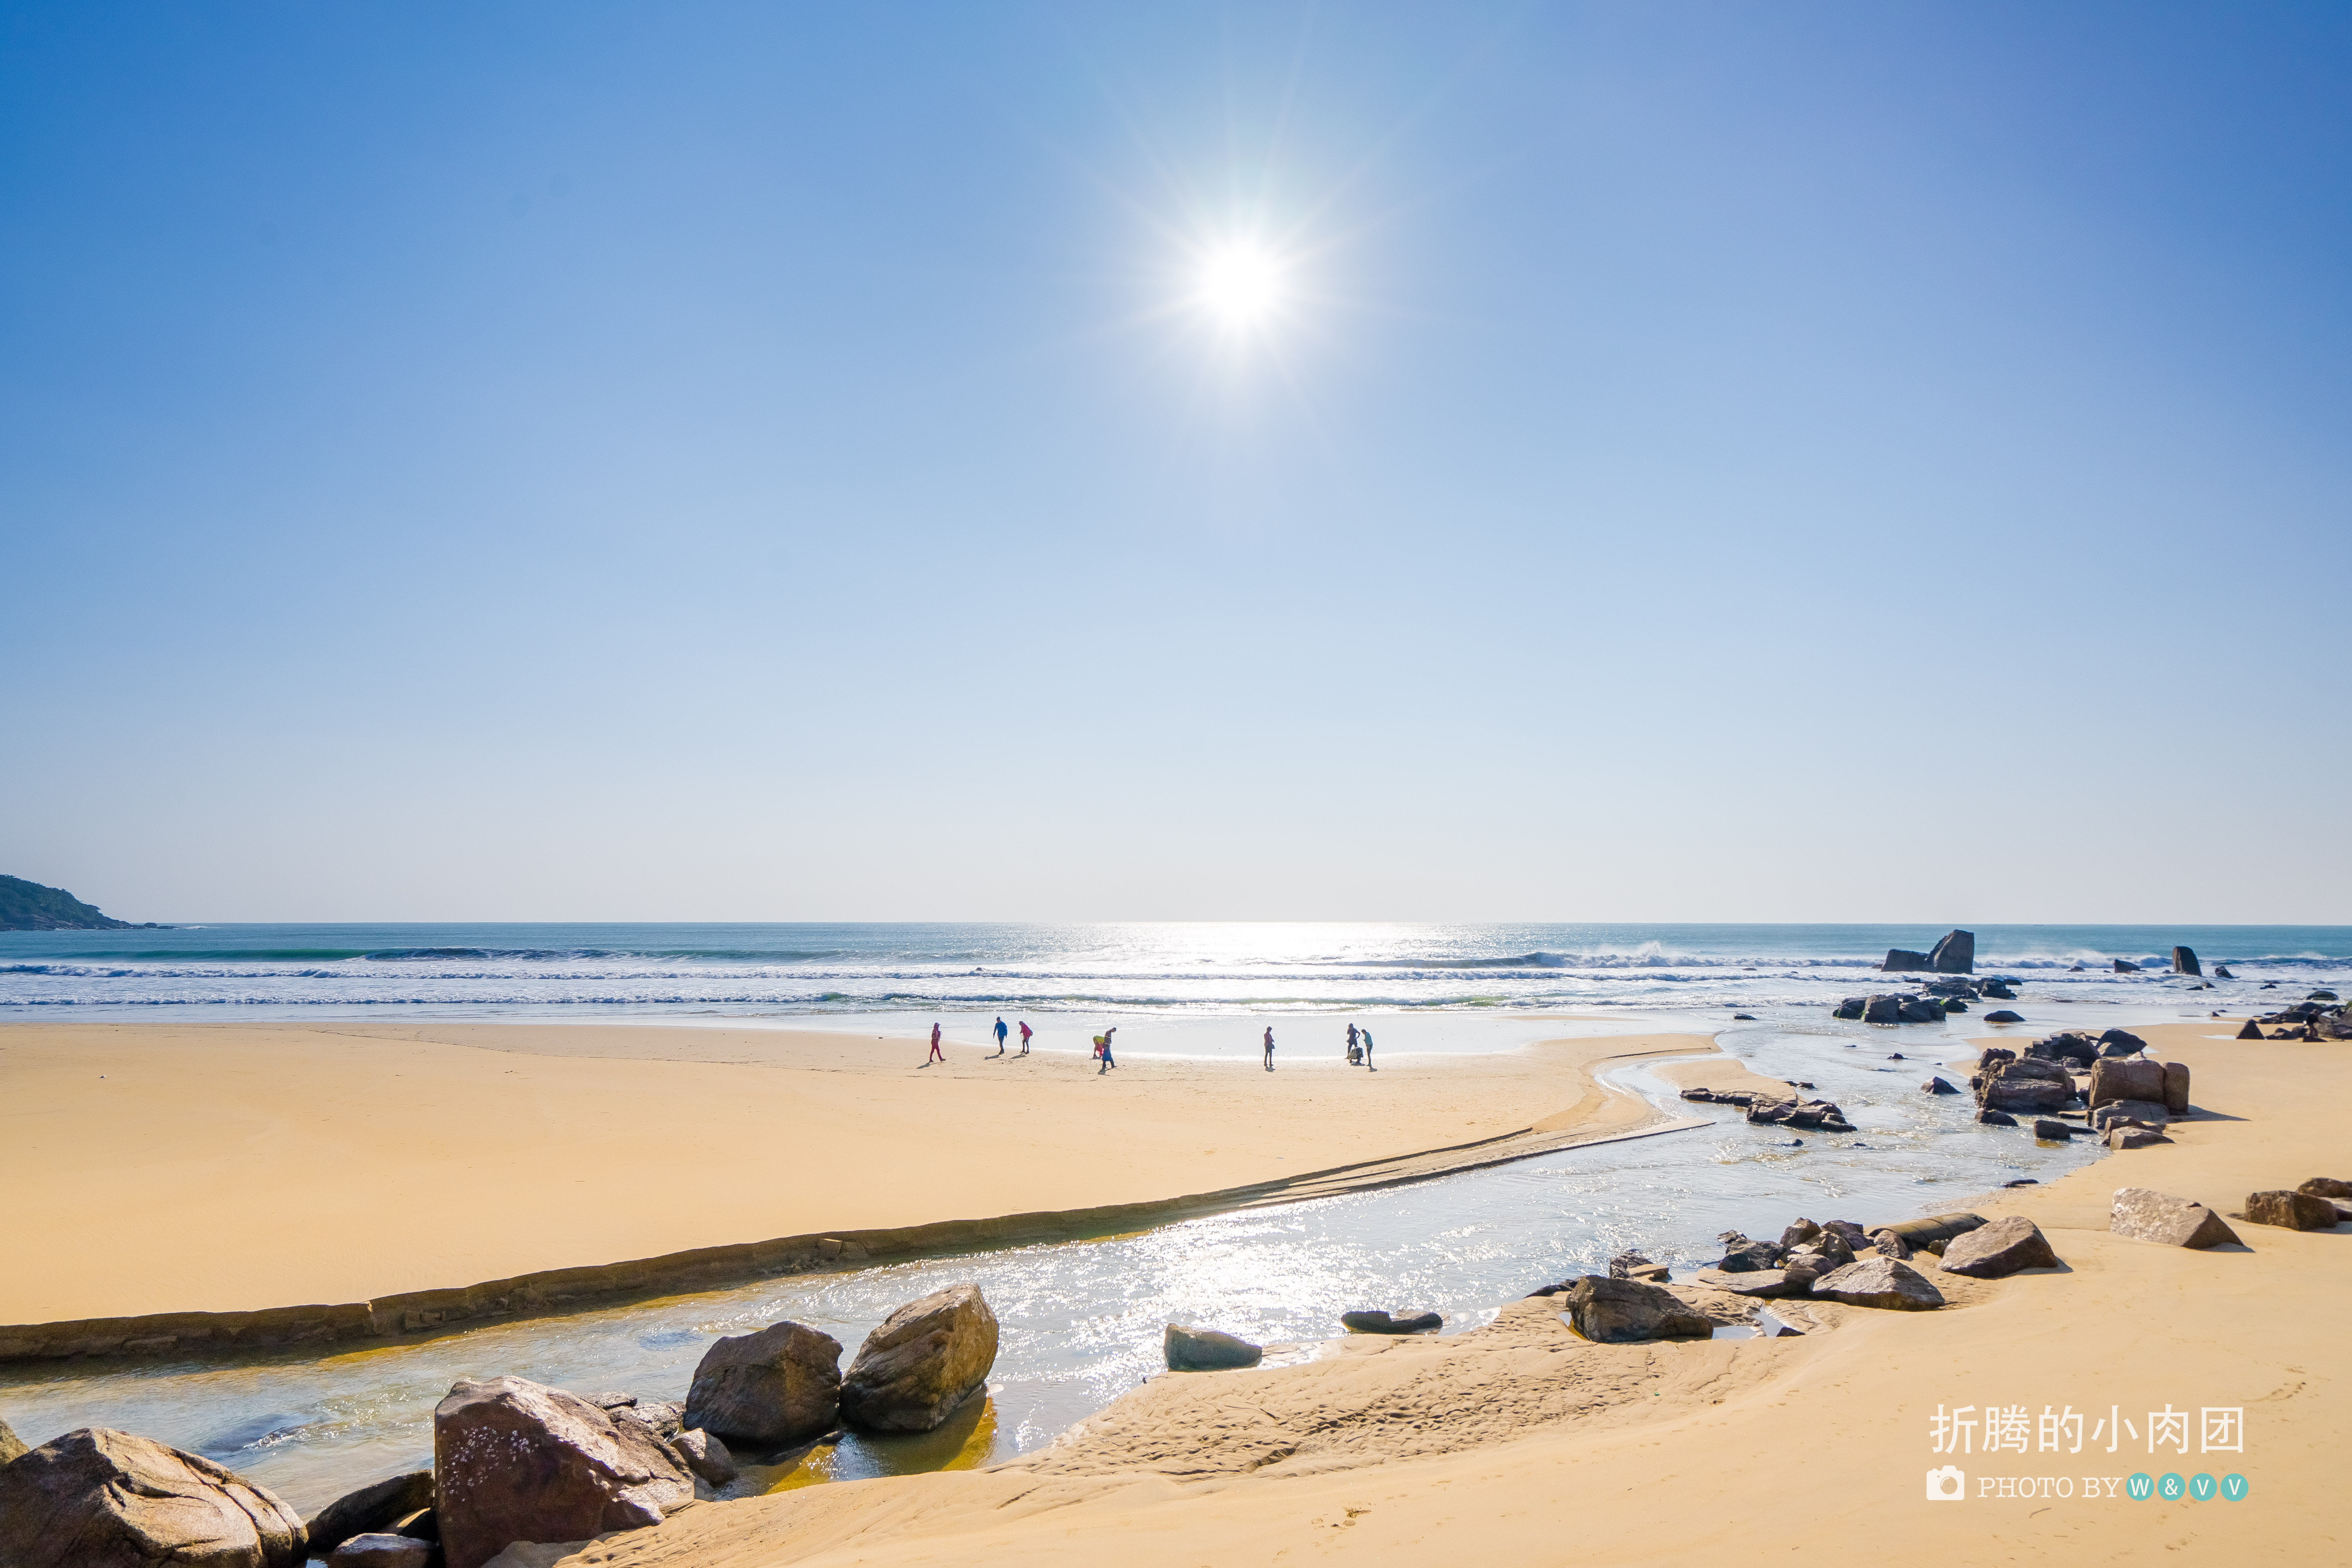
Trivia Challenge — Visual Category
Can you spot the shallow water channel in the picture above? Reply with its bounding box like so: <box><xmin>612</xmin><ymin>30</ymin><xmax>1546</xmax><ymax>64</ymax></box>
<box><xmin>0</xmin><ymin>1019</ymin><xmax>2123</xmax><ymax>1517</ymax></box>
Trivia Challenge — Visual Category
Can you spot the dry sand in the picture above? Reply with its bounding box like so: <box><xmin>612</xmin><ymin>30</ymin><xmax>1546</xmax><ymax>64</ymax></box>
<box><xmin>481</xmin><ymin>1021</ymin><xmax>2347</xmax><ymax>1567</ymax></box>
<box><xmin>0</xmin><ymin>1020</ymin><xmax>1723</xmax><ymax>1326</ymax></box>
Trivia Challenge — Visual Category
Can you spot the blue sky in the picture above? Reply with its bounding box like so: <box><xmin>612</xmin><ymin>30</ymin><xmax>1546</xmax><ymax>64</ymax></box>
<box><xmin>4</xmin><ymin>3</ymin><xmax>2347</xmax><ymax>922</ymax></box>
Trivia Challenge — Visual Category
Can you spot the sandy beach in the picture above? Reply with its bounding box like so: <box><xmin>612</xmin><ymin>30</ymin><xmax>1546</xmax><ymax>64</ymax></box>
<box><xmin>0</xmin><ymin>1020</ymin><xmax>1727</xmax><ymax>1329</ymax></box>
<box><xmin>462</xmin><ymin>1019</ymin><xmax>2347</xmax><ymax>1567</ymax></box>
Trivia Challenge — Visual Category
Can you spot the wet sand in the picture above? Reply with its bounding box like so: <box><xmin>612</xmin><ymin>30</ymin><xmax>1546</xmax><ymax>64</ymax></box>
<box><xmin>485</xmin><ymin>1020</ymin><xmax>2348</xmax><ymax>1567</ymax></box>
<box><xmin>0</xmin><ymin>1020</ymin><xmax>1721</xmax><ymax>1328</ymax></box>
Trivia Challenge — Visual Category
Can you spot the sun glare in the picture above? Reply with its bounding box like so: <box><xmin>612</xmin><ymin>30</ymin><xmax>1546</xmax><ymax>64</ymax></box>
<box><xmin>1197</xmin><ymin>242</ymin><xmax>1283</xmax><ymax>331</ymax></box>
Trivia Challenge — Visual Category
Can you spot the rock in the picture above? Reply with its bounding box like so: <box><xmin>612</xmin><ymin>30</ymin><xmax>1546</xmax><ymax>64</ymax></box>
<box><xmin>1607</xmin><ymin>1249</ymin><xmax>1655</xmax><ymax>1279</ymax></box>
<box><xmin>618</xmin><ymin>1402</ymin><xmax>683</xmax><ymax>1442</ymax></box>
<box><xmin>0</xmin><ymin>1417</ymin><xmax>24</xmax><ymax>1466</ymax></box>
<box><xmin>2243</xmin><ymin>1190</ymin><xmax>2339</xmax><ymax>1231</ymax></box>
<box><xmin>2171</xmin><ymin>945</ymin><xmax>2202</xmax><ymax>976</ymax></box>
<box><xmin>2110</xmin><ymin>1188</ymin><xmax>2241</xmax><ymax>1249</ymax></box>
<box><xmin>1831</xmin><ymin>997</ymin><xmax>1865</xmax><ymax>1020</ymax></box>
<box><xmin>1867</xmin><ymin>1228</ymin><xmax>1913</xmax><ymax>1260</ymax></box>
<box><xmin>2158</xmin><ymin>1062</ymin><xmax>2191</xmax><ymax>1115</ymax></box>
<box><xmin>2299</xmin><ymin>1177</ymin><xmax>2352</xmax><ymax>1199</ymax></box>
<box><xmin>840</xmin><ymin>1284</ymin><xmax>1001</xmax><ymax>1433</ymax></box>
<box><xmin>1977</xmin><ymin>1107</ymin><xmax>2017</xmax><ymax>1125</ymax></box>
<box><xmin>433</xmin><ymin>1376</ymin><xmax>693</xmax><ymax>1568</ymax></box>
<box><xmin>1896</xmin><ymin>997</ymin><xmax>1945</xmax><ymax>1023</ymax></box>
<box><xmin>1943</xmin><ymin>998</ymin><xmax>1969</xmax><ymax>1013</ymax></box>
<box><xmin>2312</xmin><ymin>989</ymin><xmax>2341</xmax><ymax>1001</ymax></box>
<box><xmin>669</xmin><ymin>1429</ymin><xmax>738</xmax><ymax>1486</ymax></box>
<box><xmin>1980</xmin><ymin>980</ymin><xmax>2017</xmax><ymax>999</ymax></box>
<box><xmin>1624</xmin><ymin>1263</ymin><xmax>1671</xmax><ymax>1283</ymax></box>
<box><xmin>2088</xmin><ymin>1058</ymin><xmax>2165</xmax><ymax>1108</ymax></box>
<box><xmin>1937</xmin><ymin>1215</ymin><xmax>2060</xmax><ymax>1278</ymax></box>
<box><xmin>2214</xmin><ymin>965</ymin><xmax>2233</xmax><ymax>979</ymax></box>
<box><xmin>1863</xmin><ymin>995</ymin><xmax>1903</xmax><ymax>1023</ymax></box>
<box><xmin>307</xmin><ymin>1471</ymin><xmax>434</xmax><ymax>1558</ymax></box>
<box><xmin>330</xmin><ymin>1536</ymin><xmax>434</xmax><ymax>1568</ymax></box>
<box><xmin>0</xmin><ymin>1427</ymin><xmax>306</xmax><ymax>1568</ymax></box>
<box><xmin>1779</xmin><ymin>1218</ymin><xmax>1821</xmax><ymax>1248</ymax></box>
<box><xmin>1745</xmin><ymin>1096</ymin><xmax>1855</xmax><ymax>1133</ymax></box>
<box><xmin>1983</xmin><ymin>1010</ymin><xmax>2023</xmax><ymax>1024</ymax></box>
<box><xmin>2032</xmin><ymin>1031</ymin><xmax>2100</xmax><ymax>1064</ymax></box>
<box><xmin>1810</xmin><ymin>1257</ymin><xmax>1945</xmax><ymax>1310</ymax></box>
<box><xmin>1339</xmin><ymin>1310</ymin><xmax>1443</xmax><ymax>1334</ymax></box>
<box><xmin>1690</xmin><ymin>1268</ymin><xmax>1806</xmax><ymax>1299</ymax></box>
<box><xmin>683</xmin><ymin>1320</ymin><xmax>843</xmax><ymax>1447</ymax></box>
<box><xmin>1981</xmin><ymin>1072</ymin><xmax>2074</xmax><ymax>1113</ymax></box>
<box><xmin>2030</xmin><ymin>1118</ymin><xmax>2077</xmax><ymax>1140</ymax></box>
<box><xmin>1731</xmin><ymin>1013</ymin><xmax>1756</xmax><ymax>1020</ymax></box>
<box><xmin>2096</xmin><ymin>1028</ymin><xmax>2148</xmax><ymax>1056</ymax></box>
<box><xmin>1882</xmin><ymin>948</ymin><xmax>1932</xmax><ymax>973</ymax></box>
<box><xmin>2234</xmin><ymin>1018</ymin><xmax>2263</xmax><ymax>1039</ymax></box>
<box><xmin>2091</xmin><ymin>1099</ymin><xmax>2169</xmax><ymax>1131</ymax></box>
<box><xmin>2108</xmin><ymin>1125</ymin><xmax>2172</xmax><ymax>1150</ymax></box>
<box><xmin>1820</xmin><ymin>1220</ymin><xmax>1869</xmax><ymax>1250</ymax></box>
<box><xmin>1712</xmin><ymin>1233</ymin><xmax>1783</xmax><ymax>1272</ymax></box>
<box><xmin>1561</xmin><ymin>1275</ymin><xmax>1713</xmax><ymax>1341</ymax></box>
<box><xmin>1164</xmin><ymin>1324</ymin><xmax>1265</xmax><ymax>1369</ymax></box>
<box><xmin>1929</xmin><ymin>929</ymin><xmax>1975</xmax><ymax>974</ymax></box>
<box><xmin>2114</xmin><ymin>959</ymin><xmax>2141</xmax><ymax>973</ymax></box>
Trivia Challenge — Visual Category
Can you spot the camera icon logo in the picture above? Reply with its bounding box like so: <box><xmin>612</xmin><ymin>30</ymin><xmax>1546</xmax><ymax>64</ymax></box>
<box><xmin>1925</xmin><ymin>1465</ymin><xmax>1966</xmax><ymax>1501</ymax></box>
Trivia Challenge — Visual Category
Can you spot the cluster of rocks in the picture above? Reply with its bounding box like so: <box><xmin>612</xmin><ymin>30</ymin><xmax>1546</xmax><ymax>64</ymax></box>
<box><xmin>2239</xmin><ymin>992</ymin><xmax>2352</xmax><ymax>1040</ymax></box>
<box><xmin>1878</xmin><ymin>930</ymin><xmax>1978</xmax><ymax>974</ymax></box>
<box><xmin>1163</xmin><ymin>1303</ymin><xmax>1444</xmax><ymax>1372</ymax></box>
<box><xmin>2242</xmin><ymin>1177</ymin><xmax>2351</xmax><ymax>1232</ymax></box>
<box><xmin>1678</xmin><ymin>1086</ymin><xmax>1856</xmax><ymax>1134</ymax></box>
<box><xmin>1956</xmin><ymin>1035</ymin><xmax>2191</xmax><ymax>1151</ymax></box>
<box><xmin>2109</xmin><ymin>1179</ymin><xmax>2348</xmax><ymax>1249</ymax></box>
<box><xmin>0</xmin><ymin>1283</ymin><xmax>1000</xmax><ymax>1568</ymax></box>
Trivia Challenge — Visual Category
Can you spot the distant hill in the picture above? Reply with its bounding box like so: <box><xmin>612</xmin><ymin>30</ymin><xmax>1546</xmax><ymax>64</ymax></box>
<box><xmin>0</xmin><ymin>875</ymin><xmax>161</xmax><ymax>931</ymax></box>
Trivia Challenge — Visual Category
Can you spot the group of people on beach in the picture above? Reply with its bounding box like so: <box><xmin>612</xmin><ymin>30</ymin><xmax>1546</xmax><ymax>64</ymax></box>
<box><xmin>1259</xmin><ymin>1022</ymin><xmax>1373</xmax><ymax>1069</ymax></box>
<box><xmin>925</xmin><ymin>1018</ymin><xmax>1379</xmax><ymax>1074</ymax></box>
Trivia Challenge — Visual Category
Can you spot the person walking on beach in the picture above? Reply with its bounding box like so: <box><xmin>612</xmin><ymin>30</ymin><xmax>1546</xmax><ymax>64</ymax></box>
<box><xmin>1096</xmin><ymin>1026</ymin><xmax>1118</xmax><ymax>1074</ymax></box>
<box><xmin>1346</xmin><ymin>1022</ymin><xmax>1359</xmax><ymax>1058</ymax></box>
<box><xmin>927</xmin><ymin>1021</ymin><xmax>944</xmax><ymax>1064</ymax></box>
<box><xmin>1018</xmin><ymin>1020</ymin><xmax>1032</xmax><ymax>1056</ymax></box>
<box><xmin>992</xmin><ymin>1016</ymin><xmax>1009</xmax><ymax>1057</ymax></box>
<box><xmin>1361</xmin><ymin>1027</ymin><xmax>1374</xmax><ymax>1070</ymax></box>
<box><xmin>1263</xmin><ymin>1025</ymin><xmax>1275</xmax><ymax>1071</ymax></box>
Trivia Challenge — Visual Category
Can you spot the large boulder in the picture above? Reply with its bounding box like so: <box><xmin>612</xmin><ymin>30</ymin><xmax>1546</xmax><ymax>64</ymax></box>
<box><xmin>1867</xmin><ymin>1228</ymin><xmax>1914</xmax><ymax>1260</ymax></box>
<box><xmin>1983</xmin><ymin>1010</ymin><xmax>2024</xmax><ymax>1024</ymax></box>
<box><xmin>1882</xmin><ymin>948</ymin><xmax>1932</xmax><ymax>973</ymax></box>
<box><xmin>2088</xmin><ymin>1058</ymin><xmax>2166</xmax><ymax>1109</ymax></box>
<box><xmin>1561</xmin><ymin>1276</ymin><xmax>1713</xmax><ymax>1342</ymax></box>
<box><xmin>840</xmin><ymin>1284</ymin><xmax>1000</xmax><ymax>1433</ymax></box>
<box><xmin>1165</xmin><ymin>1324</ymin><xmax>1265</xmax><ymax>1369</ymax></box>
<box><xmin>0</xmin><ymin>1427</ymin><xmax>306</xmax><ymax>1568</ymax></box>
<box><xmin>433</xmin><ymin>1376</ymin><xmax>693</xmax><ymax>1568</ymax></box>
<box><xmin>2243</xmin><ymin>1191</ymin><xmax>2339</xmax><ymax>1231</ymax></box>
<box><xmin>1937</xmin><ymin>1216</ymin><xmax>2060</xmax><ymax>1278</ymax></box>
<box><xmin>2091</xmin><ymin>1099</ymin><xmax>2169</xmax><ymax>1131</ymax></box>
<box><xmin>1339</xmin><ymin>1309</ymin><xmax>1442</xmax><ymax>1333</ymax></box>
<box><xmin>2171</xmin><ymin>945</ymin><xmax>2202</xmax><ymax>976</ymax></box>
<box><xmin>2095</xmin><ymin>1028</ymin><xmax>2145</xmax><ymax>1056</ymax></box>
<box><xmin>1810</xmin><ymin>1257</ymin><xmax>1945</xmax><ymax>1310</ymax></box>
<box><xmin>1981</xmin><ymin>1068</ymin><xmax>2074</xmax><ymax>1113</ymax></box>
<box><xmin>1923</xmin><ymin>1077</ymin><xmax>1960</xmax><ymax>1095</ymax></box>
<box><xmin>306</xmin><ymin>1471</ymin><xmax>434</xmax><ymax>1558</ymax></box>
<box><xmin>682</xmin><ymin>1320</ymin><xmax>843</xmax><ymax>1447</ymax></box>
<box><xmin>1976</xmin><ymin>1107</ymin><xmax>2017</xmax><ymax>1125</ymax></box>
<box><xmin>1689</xmin><ymin>1268</ymin><xmax>1806</xmax><ymax>1299</ymax></box>
<box><xmin>2160</xmin><ymin>1062</ymin><xmax>2191</xmax><ymax>1115</ymax></box>
<box><xmin>2110</xmin><ymin>1188</ymin><xmax>2241</xmax><ymax>1249</ymax></box>
<box><xmin>2114</xmin><ymin>959</ymin><xmax>2141</xmax><ymax>973</ymax></box>
<box><xmin>1929</xmin><ymin>929</ymin><xmax>1975</xmax><ymax>974</ymax></box>
<box><xmin>2300</xmin><ymin>1177</ymin><xmax>2352</xmax><ymax>1199</ymax></box>
<box><xmin>2108</xmin><ymin>1126</ymin><xmax>2173</xmax><ymax>1150</ymax></box>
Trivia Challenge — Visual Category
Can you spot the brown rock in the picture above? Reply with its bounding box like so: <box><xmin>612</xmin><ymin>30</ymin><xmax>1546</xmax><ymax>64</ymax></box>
<box><xmin>669</xmin><ymin>1429</ymin><xmax>738</xmax><ymax>1486</ymax></box>
<box><xmin>841</xmin><ymin>1284</ymin><xmax>1001</xmax><ymax>1433</ymax></box>
<box><xmin>683</xmin><ymin>1321</ymin><xmax>843</xmax><ymax>1447</ymax></box>
<box><xmin>0</xmin><ymin>1427</ymin><xmax>306</xmax><ymax>1568</ymax></box>
<box><xmin>2243</xmin><ymin>1190</ymin><xmax>2339</xmax><ymax>1231</ymax></box>
<box><xmin>1165</xmin><ymin>1324</ymin><xmax>1266</xmax><ymax>1368</ymax></box>
<box><xmin>2110</xmin><ymin>1187</ymin><xmax>2240</xmax><ymax>1249</ymax></box>
<box><xmin>2092</xmin><ymin>1099</ymin><xmax>2170</xmax><ymax>1131</ymax></box>
<box><xmin>306</xmin><ymin>1470</ymin><xmax>434</xmax><ymax>1558</ymax></box>
<box><xmin>1809</xmin><ymin>1256</ymin><xmax>1945</xmax><ymax>1310</ymax></box>
<box><xmin>329</xmin><ymin>1535</ymin><xmax>434</xmax><ymax>1568</ymax></box>
<box><xmin>1688</xmin><ymin>1268</ymin><xmax>1806</xmax><ymax>1299</ymax></box>
<box><xmin>1982</xmin><ymin>1074</ymin><xmax>2074</xmax><ymax>1113</ymax></box>
<box><xmin>2108</xmin><ymin>1126</ymin><xmax>2173</xmax><ymax>1150</ymax></box>
<box><xmin>433</xmin><ymin>1376</ymin><xmax>693</xmax><ymax>1568</ymax></box>
<box><xmin>2234</xmin><ymin>1017</ymin><xmax>2263</xmax><ymax>1039</ymax></box>
<box><xmin>0</xmin><ymin>1417</ymin><xmax>24</xmax><ymax>1467</ymax></box>
<box><xmin>2160</xmin><ymin>1062</ymin><xmax>2191</xmax><ymax>1115</ymax></box>
<box><xmin>2089</xmin><ymin>1058</ymin><xmax>2165</xmax><ymax>1108</ymax></box>
<box><xmin>1562</xmin><ymin>1275</ymin><xmax>1714</xmax><ymax>1340</ymax></box>
<box><xmin>1867</xmin><ymin>1228</ymin><xmax>1914</xmax><ymax>1260</ymax></box>
<box><xmin>2299</xmin><ymin>1177</ymin><xmax>2352</xmax><ymax>1199</ymax></box>
<box><xmin>1937</xmin><ymin>1215</ymin><xmax>2061</xmax><ymax>1278</ymax></box>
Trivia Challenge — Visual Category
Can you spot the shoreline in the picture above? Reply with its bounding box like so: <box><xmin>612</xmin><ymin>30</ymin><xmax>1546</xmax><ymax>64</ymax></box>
<box><xmin>475</xmin><ymin>1018</ymin><xmax>2350</xmax><ymax>1567</ymax></box>
<box><xmin>0</xmin><ymin>1022</ymin><xmax>1732</xmax><ymax>1362</ymax></box>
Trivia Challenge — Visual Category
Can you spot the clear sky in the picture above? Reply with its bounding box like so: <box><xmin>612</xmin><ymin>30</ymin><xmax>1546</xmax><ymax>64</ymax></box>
<box><xmin>4</xmin><ymin>4</ymin><xmax>2347</xmax><ymax>923</ymax></box>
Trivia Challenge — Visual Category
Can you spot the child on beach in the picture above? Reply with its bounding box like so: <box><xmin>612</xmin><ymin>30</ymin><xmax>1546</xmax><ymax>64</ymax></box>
<box><xmin>927</xmin><ymin>1022</ymin><xmax>944</xmax><ymax>1064</ymax></box>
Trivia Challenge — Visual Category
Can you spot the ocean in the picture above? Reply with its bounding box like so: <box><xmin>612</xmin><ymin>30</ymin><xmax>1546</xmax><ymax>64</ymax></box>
<box><xmin>3</xmin><ymin>921</ymin><xmax>2345</xmax><ymax>1026</ymax></box>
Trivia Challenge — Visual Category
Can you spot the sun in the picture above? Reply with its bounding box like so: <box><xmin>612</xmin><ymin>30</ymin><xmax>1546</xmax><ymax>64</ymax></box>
<box><xmin>1197</xmin><ymin>242</ymin><xmax>1284</xmax><ymax>331</ymax></box>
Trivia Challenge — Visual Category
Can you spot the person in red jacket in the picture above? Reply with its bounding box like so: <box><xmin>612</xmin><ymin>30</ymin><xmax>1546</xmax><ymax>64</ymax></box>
<box><xmin>1018</xmin><ymin>1020</ymin><xmax>1033</xmax><ymax>1056</ymax></box>
<box><xmin>927</xmin><ymin>1021</ymin><xmax>944</xmax><ymax>1064</ymax></box>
